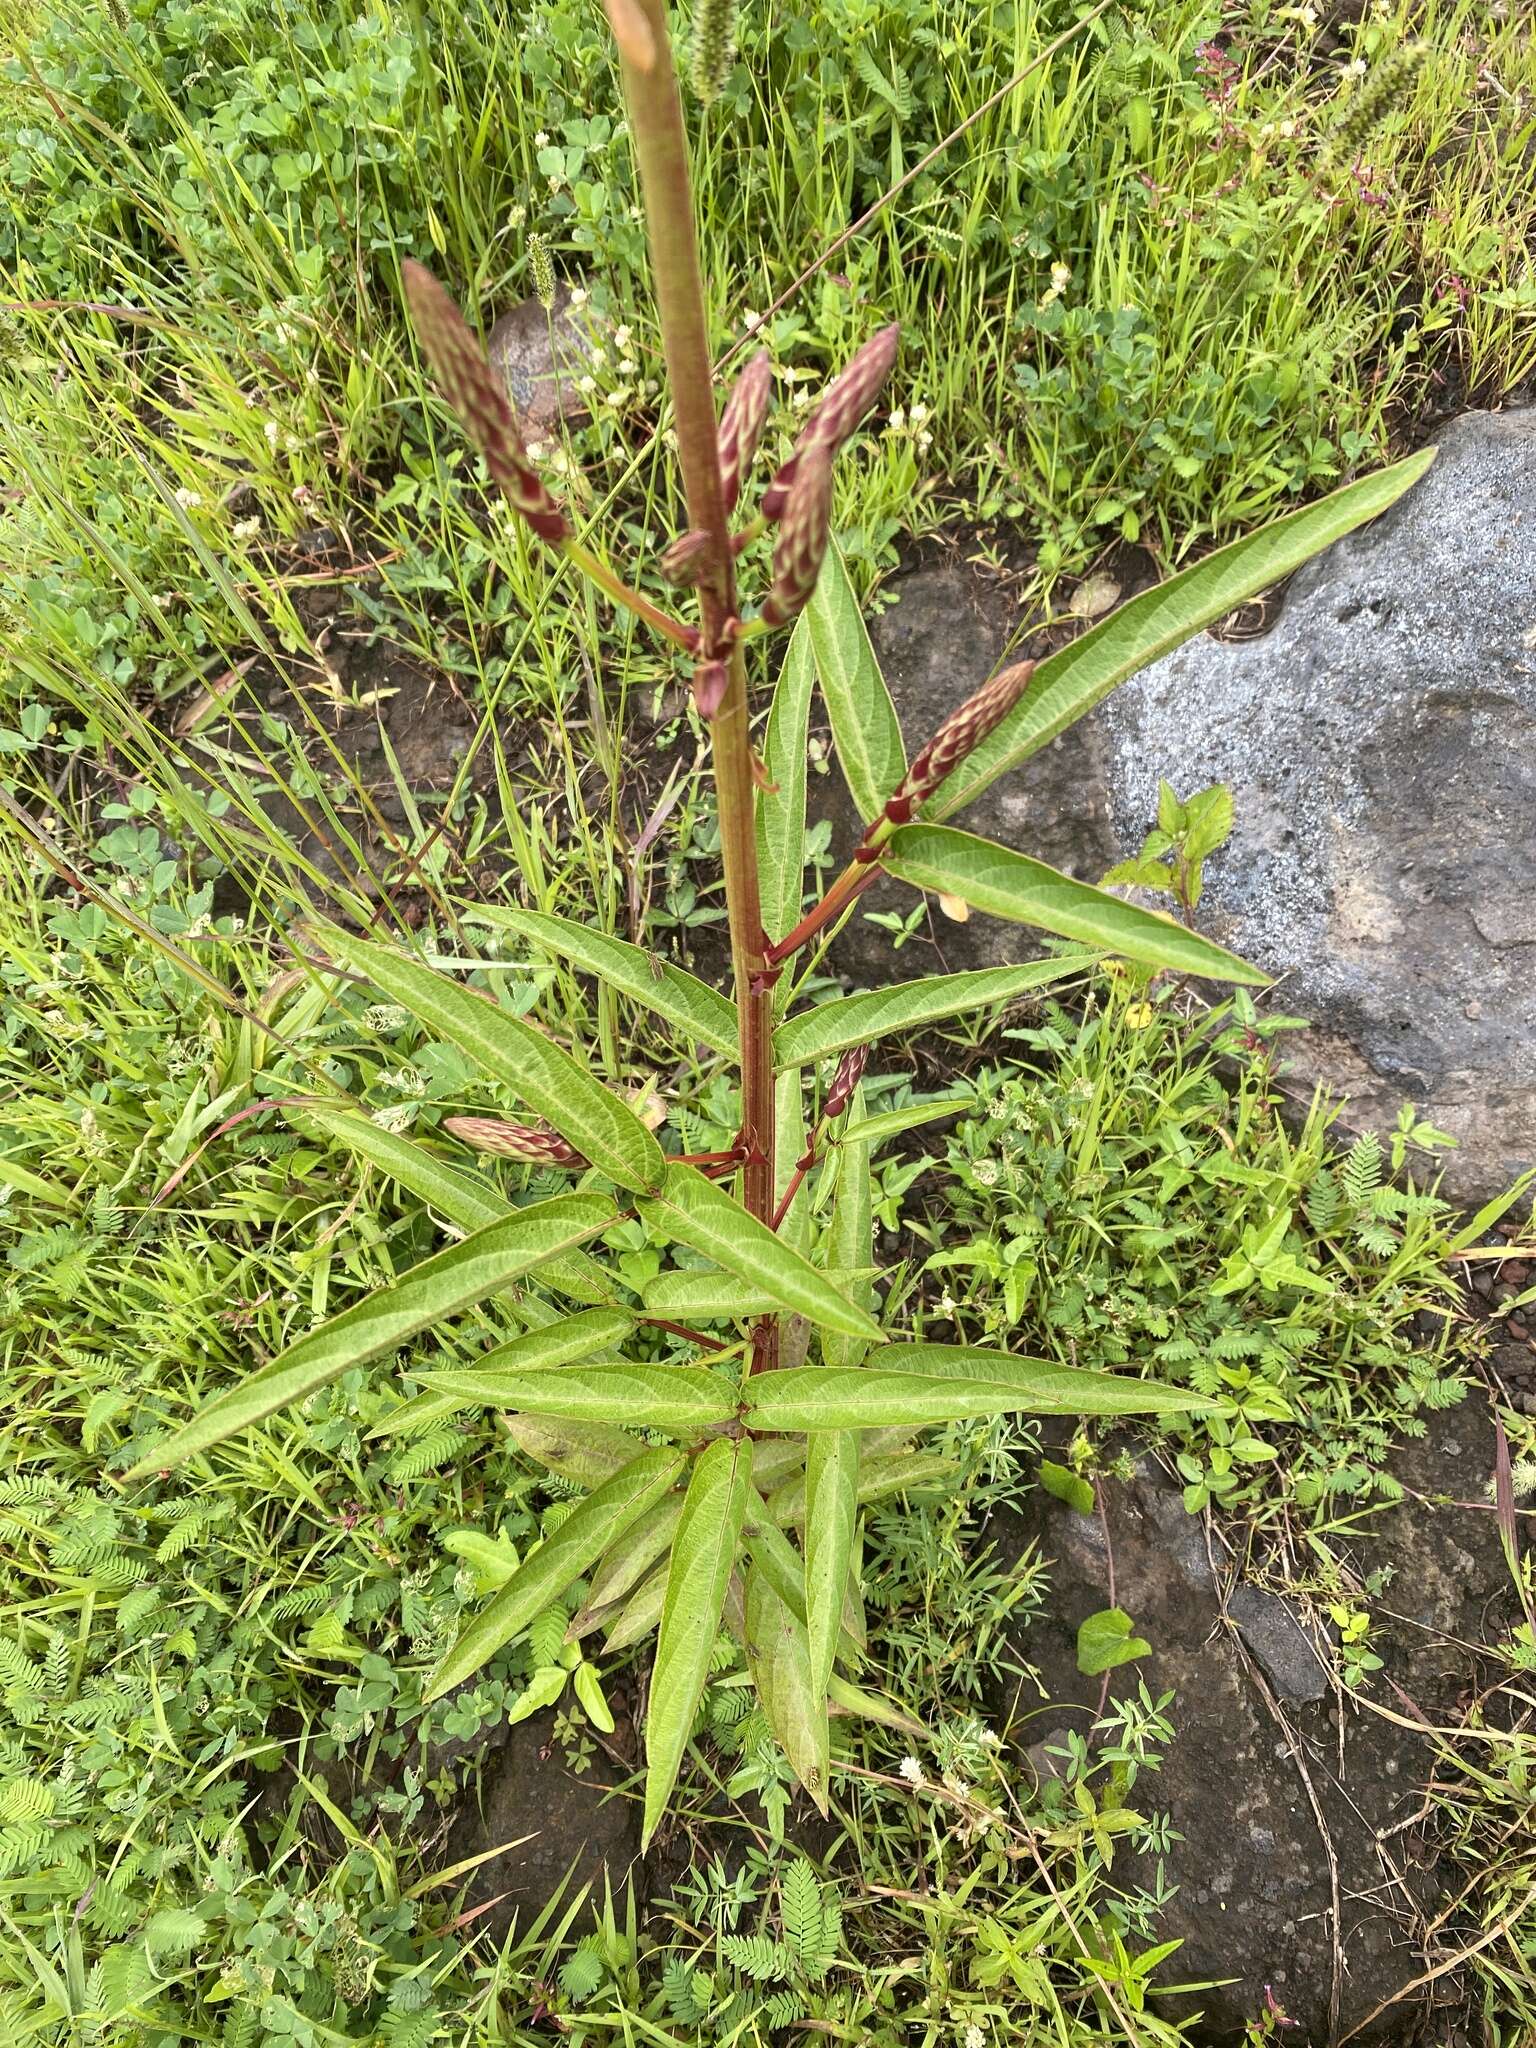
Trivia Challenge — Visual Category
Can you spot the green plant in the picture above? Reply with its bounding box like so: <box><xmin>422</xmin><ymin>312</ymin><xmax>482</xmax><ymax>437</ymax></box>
<box><xmin>118</xmin><ymin>0</ymin><xmax>1437</xmax><ymax>1847</ymax></box>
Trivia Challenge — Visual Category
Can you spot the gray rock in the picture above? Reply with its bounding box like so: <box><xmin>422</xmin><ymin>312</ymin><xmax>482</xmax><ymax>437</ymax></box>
<box><xmin>488</xmin><ymin>282</ymin><xmax>602</xmax><ymax>433</ymax></box>
<box><xmin>841</xmin><ymin>411</ymin><xmax>1536</xmax><ymax>1206</ymax></box>
<box><xmin>1227</xmin><ymin>1584</ymin><xmax>1330</xmax><ymax>1704</ymax></box>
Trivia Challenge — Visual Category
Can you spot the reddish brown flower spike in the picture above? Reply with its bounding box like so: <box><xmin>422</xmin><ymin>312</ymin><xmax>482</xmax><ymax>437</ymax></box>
<box><xmin>443</xmin><ymin>1116</ymin><xmax>585</xmax><ymax>1167</ymax></box>
<box><xmin>762</xmin><ymin>323</ymin><xmax>899</xmax><ymax>520</ymax></box>
<box><xmin>660</xmin><ymin>529</ymin><xmax>711</xmax><ymax>586</ymax></box>
<box><xmin>824</xmin><ymin>1044</ymin><xmax>868</xmax><ymax>1121</ymax></box>
<box><xmin>760</xmin><ymin>439</ymin><xmax>833</xmax><ymax>628</ymax></box>
<box><xmin>401</xmin><ymin>260</ymin><xmax>569</xmax><ymax>545</ymax></box>
<box><xmin>882</xmin><ymin>661</ymin><xmax>1036</xmax><ymax>821</ymax></box>
<box><xmin>717</xmin><ymin>349</ymin><xmax>773</xmax><ymax>512</ymax></box>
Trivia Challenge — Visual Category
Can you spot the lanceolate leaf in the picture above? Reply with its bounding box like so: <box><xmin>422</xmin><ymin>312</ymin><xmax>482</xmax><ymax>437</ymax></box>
<box><xmin>499</xmin><ymin>1413</ymin><xmax>649</xmax><ymax>1488</ymax></box>
<box><xmin>643</xmin><ymin>1267</ymin><xmax>873</xmax><ymax>1322</ymax></box>
<box><xmin>488</xmin><ymin>908</ymin><xmax>737</xmax><ymax>1056</ymax></box>
<box><xmin>756</xmin><ymin>617</ymin><xmax>818</xmax><ymax>949</ymax></box>
<box><xmin>425</xmin><ymin>1362</ymin><xmax>739</xmax><ymax>1433</ymax></box>
<box><xmin>604</xmin><ymin>1563</ymin><xmax>667</xmax><ymax>1651</ymax></box>
<box><xmin>291</xmin><ymin>1104</ymin><xmax>621</xmax><ymax>1306</ymax></box>
<box><xmin>743</xmin><ymin>1566</ymin><xmax>830</xmax><ymax>1812</ymax></box>
<box><xmin>804</xmin><ymin>1433</ymin><xmax>858</xmax><ymax>1707</ymax></box>
<box><xmin>805</xmin><ymin>542</ymin><xmax>906</xmax><ymax>823</ymax></box>
<box><xmin>573</xmin><ymin>1494</ymin><xmax>686</xmax><ymax>1632</ymax></box>
<box><xmin>638</xmin><ymin>1164</ymin><xmax>880</xmax><ymax>1343</ymax></box>
<box><xmin>126</xmin><ymin>1196</ymin><xmax>617</xmax><ymax>1477</ymax></box>
<box><xmin>746</xmin><ymin>1350</ymin><xmax>1219</xmax><ymax>1431</ymax></box>
<box><xmin>294</xmin><ymin>1104</ymin><xmax>508</xmax><ymax>1233</ymax></box>
<box><xmin>822</xmin><ymin>1092</ymin><xmax>873</xmax><ymax>1371</ymax></box>
<box><xmin>773</xmin><ymin>956</ymin><xmax>1096</xmax><ymax>1069</ymax></box>
<box><xmin>766</xmin><ymin>1449</ymin><xmax>955</xmax><ymax>1524</ymax></box>
<box><xmin>417</xmin><ymin>1309</ymin><xmax>634</xmax><ymax>1405</ymax></box>
<box><xmin>423</xmin><ymin>1450</ymin><xmax>683</xmax><ymax>1702</ymax></box>
<box><xmin>931</xmin><ymin>450</ymin><xmax>1437</xmax><ymax>820</ymax></box>
<box><xmin>885</xmin><ymin>826</ymin><xmax>1266</xmax><ymax>985</ymax></box>
<box><xmin>321</xmin><ymin>929</ymin><xmax>666</xmax><ymax>1193</ymax></box>
<box><xmin>644</xmin><ymin>1437</ymin><xmax>752</xmax><ymax>1845</ymax></box>
<box><xmin>838</xmin><ymin>1096</ymin><xmax>970</xmax><ymax>1149</ymax></box>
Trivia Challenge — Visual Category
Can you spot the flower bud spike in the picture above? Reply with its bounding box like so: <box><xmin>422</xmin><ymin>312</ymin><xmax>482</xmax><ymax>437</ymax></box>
<box><xmin>660</xmin><ymin>529</ymin><xmax>711</xmax><ymax>586</ymax></box>
<box><xmin>717</xmin><ymin>349</ymin><xmax>773</xmax><ymax>512</ymax></box>
<box><xmin>528</xmin><ymin>232</ymin><xmax>556</xmax><ymax>311</ymax></box>
<box><xmin>761</xmin><ymin>322</ymin><xmax>900</xmax><ymax>520</ymax></box>
<box><xmin>760</xmin><ymin>439</ymin><xmax>833</xmax><ymax>629</ymax></box>
<box><xmin>879</xmin><ymin>660</ymin><xmax>1036</xmax><ymax>823</ymax></box>
<box><xmin>443</xmin><ymin>1117</ymin><xmax>586</xmax><ymax>1167</ymax></box>
<box><xmin>824</xmin><ymin>1044</ymin><xmax>868</xmax><ymax>1121</ymax></box>
<box><xmin>401</xmin><ymin>259</ymin><xmax>569</xmax><ymax>545</ymax></box>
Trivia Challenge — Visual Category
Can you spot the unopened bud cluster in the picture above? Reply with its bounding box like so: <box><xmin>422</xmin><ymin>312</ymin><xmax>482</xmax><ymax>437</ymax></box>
<box><xmin>402</xmin><ymin>260</ymin><xmax>569</xmax><ymax>545</ymax></box>
<box><xmin>443</xmin><ymin>1117</ymin><xmax>586</xmax><ymax>1167</ymax></box>
<box><xmin>874</xmin><ymin>662</ymin><xmax>1036</xmax><ymax>828</ymax></box>
<box><xmin>689</xmin><ymin>0</ymin><xmax>738</xmax><ymax>106</ymax></box>
<box><xmin>1322</xmin><ymin>42</ymin><xmax>1427</xmax><ymax>163</ymax></box>
<box><xmin>824</xmin><ymin>1044</ymin><xmax>868</xmax><ymax>1121</ymax></box>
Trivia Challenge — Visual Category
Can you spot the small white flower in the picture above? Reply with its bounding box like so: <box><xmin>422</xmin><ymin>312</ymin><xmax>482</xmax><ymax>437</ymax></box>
<box><xmin>791</xmin><ymin>387</ymin><xmax>811</xmax><ymax>409</ymax></box>
<box><xmin>1345</xmin><ymin>56</ymin><xmax>1367</xmax><ymax>76</ymax></box>
<box><xmin>526</xmin><ymin>440</ymin><xmax>546</xmax><ymax>461</ymax></box>
<box><xmin>263</xmin><ymin>419</ymin><xmax>280</xmax><ymax>450</ymax></box>
<box><xmin>172</xmin><ymin>487</ymin><xmax>202</xmax><ymax>510</ymax></box>
<box><xmin>577</xmin><ymin>374</ymin><xmax>597</xmax><ymax>396</ymax></box>
<box><xmin>909</xmin><ymin>401</ymin><xmax>930</xmax><ymax>426</ymax></box>
<box><xmin>742</xmin><ymin>309</ymin><xmax>762</xmax><ymax>332</ymax></box>
<box><xmin>534</xmin><ymin>130</ymin><xmax>550</xmax><ymax>148</ymax></box>
<box><xmin>569</xmin><ymin>285</ymin><xmax>589</xmax><ymax>308</ymax></box>
<box><xmin>886</xmin><ymin>406</ymin><xmax>906</xmax><ymax>433</ymax></box>
<box><xmin>284</xmin><ymin>432</ymin><xmax>300</xmax><ymax>453</ymax></box>
<box><xmin>613</xmin><ymin>323</ymin><xmax>633</xmax><ymax>351</ymax></box>
<box><xmin>232</xmin><ymin>516</ymin><xmax>261</xmax><ymax>541</ymax></box>
<box><xmin>898</xmin><ymin>1755</ymin><xmax>925</xmax><ymax>1787</ymax></box>
<box><xmin>618</xmin><ymin>355</ymin><xmax>638</xmax><ymax>377</ymax></box>
<box><xmin>509</xmin><ymin>202</ymin><xmax>527</xmax><ymax>228</ymax></box>
<box><xmin>964</xmin><ymin>2027</ymin><xmax>987</xmax><ymax>2048</ymax></box>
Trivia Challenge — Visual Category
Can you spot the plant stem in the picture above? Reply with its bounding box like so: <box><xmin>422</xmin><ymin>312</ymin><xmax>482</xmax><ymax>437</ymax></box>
<box><xmin>610</xmin><ymin>1</ymin><xmax>777</xmax><ymax>1317</ymax></box>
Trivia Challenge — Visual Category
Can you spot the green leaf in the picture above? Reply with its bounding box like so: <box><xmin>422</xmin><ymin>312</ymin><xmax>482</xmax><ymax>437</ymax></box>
<box><xmin>603</xmin><ymin>1562</ymin><xmax>668</xmax><ymax>1651</ymax></box>
<box><xmin>293</xmin><ymin>1103</ymin><xmax>509</xmax><ymax>1232</ymax></box>
<box><xmin>572</xmin><ymin>1660</ymin><xmax>615</xmax><ymax>1733</ymax></box>
<box><xmin>441</xmin><ymin>1529</ymin><xmax>521</xmax><ymax>1593</ymax></box>
<box><xmin>506</xmin><ymin>1665</ymin><xmax>569</xmax><ymax>1724</ymax></box>
<box><xmin>838</xmin><ymin>1095</ymin><xmax>970</xmax><ymax>1149</ymax></box>
<box><xmin>931</xmin><ymin>450</ymin><xmax>1437</xmax><ymax>820</ymax></box>
<box><xmin>742</xmin><ymin>1566</ymin><xmax>830</xmax><ymax>1812</ymax></box>
<box><xmin>125</xmin><ymin>1195</ymin><xmax>617</xmax><ymax>1477</ymax></box>
<box><xmin>644</xmin><ymin>1437</ymin><xmax>752</xmax><ymax>1845</ymax></box>
<box><xmin>766</xmin><ymin>1448</ymin><xmax>954</xmax><ymax>1524</ymax></box>
<box><xmin>321</xmin><ymin>929</ymin><xmax>666</xmax><ymax>1193</ymax></box>
<box><xmin>424</xmin><ymin>1449</ymin><xmax>683</xmax><ymax>1701</ymax></box>
<box><xmin>774</xmin><ymin>956</ymin><xmax>1094</xmax><ymax>1070</ymax></box>
<box><xmin>486</xmin><ymin>908</ymin><xmax>737</xmax><ymax>1057</ymax></box>
<box><xmin>804</xmin><ymin>1433</ymin><xmax>858</xmax><ymax>1707</ymax></box>
<box><xmin>417</xmin><ymin>1308</ymin><xmax>635</xmax><ymax>1406</ymax></box>
<box><xmin>574</xmin><ymin>1494</ymin><xmax>686</xmax><ymax>1630</ymax></box>
<box><xmin>757</xmin><ymin>616</ymin><xmax>818</xmax><ymax>948</ymax></box>
<box><xmin>746</xmin><ymin>1346</ymin><xmax>1218</xmax><ymax>1430</ymax></box>
<box><xmin>885</xmin><ymin>825</ymin><xmax>1266</xmax><ymax>985</ymax></box>
<box><xmin>1039</xmin><ymin>1459</ymin><xmax>1096</xmax><ymax>1516</ymax></box>
<box><xmin>805</xmin><ymin>542</ymin><xmax>906</xmax><ymax>822</ymax></box>
<box><xmin>1076</xmin><ymin>1606</ymin><xmax>1151</xmax><ymax>1676</ymax></box>
<box><xmin>500</xmin><ymin>1413</ymin><xmax>650</xmax><ymax>1488</ymax></box>
<box><xmin>822</xmin><ymin>1087</ymin><xmax>873</xmax><ymax>1369</ymax></box>
<box><xmin>639</xmin><ymin>1163</ymin><xmax>880</xmax><ymax>1342</ymax></box>
<box><xmin>642</xmin><ymin>1266</ymin><xmax>872</xmax><ymax>1322</ymax></box>
<box><xmin>425</xmin><ymin>1361</ymin><xmax>739</xmax><ymax>1434</ymax></box>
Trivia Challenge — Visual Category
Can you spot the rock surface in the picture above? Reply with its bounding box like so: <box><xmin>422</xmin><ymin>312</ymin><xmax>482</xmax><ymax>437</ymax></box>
<box><xmin>488</xmin><ymin>283</ymin><xmax>601</xmax><ymax>433</ymax></box>
<box><xmin>846</xmin><ymin>411</ymin><xmax>1536</xmax><ymax>1206</ymax></box>
<box><xmin>995</xmin><ymin>1402</ymin><xmax>1512</xmax><ymax>2045</ymax></box>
